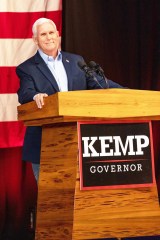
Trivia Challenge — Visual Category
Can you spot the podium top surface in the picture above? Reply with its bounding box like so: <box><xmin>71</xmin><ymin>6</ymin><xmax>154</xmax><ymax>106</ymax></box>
<box><xmin>17</xmin><ymin>89</ymin><xmax>160</xmax><ymax>125</ymax></box>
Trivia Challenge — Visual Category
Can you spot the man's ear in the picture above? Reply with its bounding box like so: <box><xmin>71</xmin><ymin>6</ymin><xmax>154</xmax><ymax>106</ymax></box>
<box><xmin>56</xmin><ymin>30</ymin><xmax>59</xmax><ymax>37</ymax></box>
<box><xmin>33</xmin><ymin>36</ymin><xmax>38</xmax><ymax>44</ymax></box>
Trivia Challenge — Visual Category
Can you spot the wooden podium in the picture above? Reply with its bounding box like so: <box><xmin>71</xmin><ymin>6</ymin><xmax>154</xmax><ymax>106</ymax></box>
<box><xmin>18</xmin><ymin>89</ymin><xmax>160</xmax><ymax>240</ymax></box>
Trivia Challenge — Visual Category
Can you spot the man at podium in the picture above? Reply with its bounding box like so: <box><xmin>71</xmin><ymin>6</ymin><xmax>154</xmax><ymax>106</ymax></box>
<box><xmin>16</xmin><ymin>17</ymin><xmax>123</xmax><ymax>181</ymax></box>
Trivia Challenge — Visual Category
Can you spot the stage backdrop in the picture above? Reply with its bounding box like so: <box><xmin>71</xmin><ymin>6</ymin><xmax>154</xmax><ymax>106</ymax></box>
<box><xmin>0</xmin><ymin>1</ymin><xmax>62</xmax><ymax>239</ymax></box>
<box><xmin>62</xmin><ymin>0</ymin><xmax>160</xmax><ymax>200</ymax></box>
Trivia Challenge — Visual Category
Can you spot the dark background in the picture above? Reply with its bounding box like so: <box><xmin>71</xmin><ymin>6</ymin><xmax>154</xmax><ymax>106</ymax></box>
<box><xmin>61</xmin><ymin>0</ymin><xmax>160</xmax><ymax>205</ymax></box>
<box><xmin>61</xmin><ymin>2</ymin><xmax>160</xmax><ymax>239</ymax></box>
<box><xmin>62</xmin><ymin>0</ymin><xmax>160</xmax><ymax>90</ymax></box>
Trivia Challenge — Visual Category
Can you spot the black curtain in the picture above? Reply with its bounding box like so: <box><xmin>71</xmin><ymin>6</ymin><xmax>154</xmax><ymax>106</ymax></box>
<box><xmin>62</xmin><ymin>0</ymin><xmax>160</xmax><ymax>90</ymax></box>
<box><xmin>62</xmin><ymin>0</ymin><xmax>160</xmax><ymax>198</ymax></box>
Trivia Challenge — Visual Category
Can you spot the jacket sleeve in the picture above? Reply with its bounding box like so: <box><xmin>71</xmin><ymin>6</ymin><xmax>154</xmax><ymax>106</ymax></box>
<box><xmin>16</xmin><ymin>66</ymin><xmax>40</xmax><ymax>104</ymax></box>
<box><xmin>107</xmin><ymin>79</ymin><xmax>124</xmax><ymax>88</ymax></box>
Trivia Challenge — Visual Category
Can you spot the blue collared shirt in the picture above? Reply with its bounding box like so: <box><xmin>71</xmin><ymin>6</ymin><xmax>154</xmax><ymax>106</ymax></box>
<box><xmin>38</xmin><ymin>49</ymin><xmax>68</xmax><ymax>91</ymax></box>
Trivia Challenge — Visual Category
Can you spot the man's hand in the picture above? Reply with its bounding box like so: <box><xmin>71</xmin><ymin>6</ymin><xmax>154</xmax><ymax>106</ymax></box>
<box><xmin>33</xmin><ymin>93</ymin><xmax>48</xmax><ymax>108</ymax></box>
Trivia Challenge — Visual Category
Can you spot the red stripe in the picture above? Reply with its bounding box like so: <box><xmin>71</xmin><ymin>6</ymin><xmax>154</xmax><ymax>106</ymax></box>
<box><xmin>0</xmin><ymin>67</ymin><xmax>20</xmax><ymax>93</ymax></box>
<box><xmin>0</xmin><ymin>121</ymin><xmax>26</xmax><ymax>148</ymax></box>
<box><xmin>0</xmin><ymin>11</ymin><xmax>62</xmax><ymax>38</ymax></box>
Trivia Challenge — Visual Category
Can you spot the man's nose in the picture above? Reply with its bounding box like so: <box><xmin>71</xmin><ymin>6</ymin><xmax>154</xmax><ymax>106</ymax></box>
<box><xmin>46</xmin><ymin>33</ymin><xmax>51</xmax><ymax>39</ymax></box>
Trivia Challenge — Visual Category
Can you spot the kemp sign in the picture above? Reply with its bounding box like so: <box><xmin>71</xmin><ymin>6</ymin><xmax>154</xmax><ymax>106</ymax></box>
<box><xmin>78</xmin><ymin>121</ymin><xmax>155</xmax><ymax>190</ymax></box>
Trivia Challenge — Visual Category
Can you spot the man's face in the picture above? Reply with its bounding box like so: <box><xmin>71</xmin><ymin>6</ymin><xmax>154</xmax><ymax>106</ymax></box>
<box><xmin>33</xmin><ymin>22</ymin><xmax>59</xmax><ymax>56</ymax></box>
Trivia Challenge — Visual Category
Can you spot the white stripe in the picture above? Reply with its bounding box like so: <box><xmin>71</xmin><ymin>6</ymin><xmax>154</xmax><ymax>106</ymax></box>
<box><xmin>0</xmin><ymin>94</ymin><xmax>20</xmax><ymax>121</ymax></box>
<box><xmin>0</xmin><ymin>38</ymin><xmax>62</xmax><ymax>66</ymax></box>
<box><xmin>0</xmin><ymin>0</ymin><xmax>62</xmax><ymax>12</ymax></box>
<box><xmin>0</xmin><ymin>39</ymin><xmax>36</xmax><ymax>66</ymax></box>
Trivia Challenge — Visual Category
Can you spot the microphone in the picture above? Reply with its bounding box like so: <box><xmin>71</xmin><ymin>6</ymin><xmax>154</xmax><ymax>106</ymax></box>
<box><xmin>78</xmin><ymin>61</ymin><xmax>103</xmax><ymax>89</ymax></box>
<box><xmin>88</xmin><ymin>61</ymin><xmax>109</xmax><ymax>88</ymax></box>
<box><xmin>77</xmin><ymin>61</ymin><xmax>93</xmax><ymax>78</ymax></box>
<box><xmin>88</xmin><ymin>61</ymin><xmax>104</xmax><ymax>77</ymax></box>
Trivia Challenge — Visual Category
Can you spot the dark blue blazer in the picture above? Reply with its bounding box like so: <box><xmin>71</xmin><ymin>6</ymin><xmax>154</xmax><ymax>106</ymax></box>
<box><xmin>16</xmin><ymin>51</ymin><xmax>123</xmax><ymax>164</ymax></box>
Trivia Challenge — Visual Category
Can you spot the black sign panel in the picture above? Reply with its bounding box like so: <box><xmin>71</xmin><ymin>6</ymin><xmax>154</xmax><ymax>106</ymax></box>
<box><xmin>78</xmin><ymin>121</ymin><xmax>155</xmax><ymax>190</ymax></box>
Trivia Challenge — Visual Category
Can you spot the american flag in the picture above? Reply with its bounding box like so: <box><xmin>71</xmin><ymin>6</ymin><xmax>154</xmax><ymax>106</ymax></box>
<box><xmin>0</xmin><ymin>0</ymin><xmax>62</xmax><ymax>147</ymax></box>
<box><xmin>0</xmin><ymin>0</ymin><xmax>62</xmax><ymax>236</ymax></box>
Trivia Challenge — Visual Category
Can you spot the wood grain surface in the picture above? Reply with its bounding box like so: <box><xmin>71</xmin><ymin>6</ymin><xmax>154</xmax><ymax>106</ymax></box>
<box><xmin>35</xmin><ymin>123</ymin><xmax>78</xmax><ymax>240</ymax></box>
<box><xmin>35</xmin><ymin>122</ymin><xmax>160</xmax><ymax>240</ymax></box>
<box><xmin>18</xmin><ymin>89</ymin><xmax>160</xmax><ymax>122</ymax></box>
<box><xmin>18</xmin><ymin>89</ymin><xmax>160</xmax><ymax>239</ymax></box>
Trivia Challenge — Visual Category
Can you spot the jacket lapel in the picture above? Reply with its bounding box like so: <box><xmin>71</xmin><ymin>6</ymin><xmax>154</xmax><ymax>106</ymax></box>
<box><xmin>62</xmin><ymin>52</ymin><xmax>73</xmax><ymax>90</ymax></box>
<box><xmin>34</xmin><ymin>52</ymin><xmax>60</xmax><ymax>92</ymax></box>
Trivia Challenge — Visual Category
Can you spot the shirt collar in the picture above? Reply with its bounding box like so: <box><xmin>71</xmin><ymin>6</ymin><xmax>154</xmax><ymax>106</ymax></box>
<box><xmin>38</xmin><ymin>49</ymin><xmax>62</xmax><ymax>64</ymax></box>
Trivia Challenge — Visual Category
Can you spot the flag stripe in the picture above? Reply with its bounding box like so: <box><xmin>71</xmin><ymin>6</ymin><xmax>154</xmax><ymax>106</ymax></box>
<box><xmin>0</xmin><ymin>94</ymin><xmax>19</xmax><ymax>121</ymax></box>
<box><xmin>0</xmin><ymin>68</ymin><xmax>19</xmax><ymax>93</ymax></box>
<box><xmin>0</xmin><ymin>11</ymin><xmax>62</xmax><ymax>38</ymax></box>
<box><xmin>0</xmin><ymin>0</ymin><xmax>62</xmax><ymax>12</ymax></box>
<box><xmin>0</xmin><ymin>67</ymin><xmax>19</xmax><ymax>94</ymax></box>
<box><xmin>0</xmin><ymin>39</ymin><xmax>37</xmax><ymax>66</ymax></box>
<box><xmin>0</xmin><ymin>38</ymin><xmax>61</xmax><ymax>67</ymax></box>
<box><xmin>0</xmin><ymin>121</ymin><xmax>26</xmax><ymax>148</ymax></box>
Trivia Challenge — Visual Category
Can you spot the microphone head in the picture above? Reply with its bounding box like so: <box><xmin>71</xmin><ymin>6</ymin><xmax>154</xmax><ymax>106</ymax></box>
<box><xmin>77</xmin><ymin>61</ymin><xmax>87</xmax><ymax>70</ymax></box>
<box><xmin>78</xmin><ymin>60</ymin><xmax>94</xmax><ymax>77</ymax></box>
<box><xmin>88</xmin><ymin>61</ymin><xmax>97</xmax><ymax>68</ymax></box>
<box><xmin>89</xmin><ymin>60</ymin><xmax>104</xmax><ymax>74</ymax></box>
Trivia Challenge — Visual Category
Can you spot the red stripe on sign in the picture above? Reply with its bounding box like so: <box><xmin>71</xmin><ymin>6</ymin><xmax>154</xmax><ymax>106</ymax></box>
<box><xmin>0</xmin><ymin>11</ymin><xmax>62</xmax><ymax>38</ymax></box>
<box><xmin>0</xmin><ymin>121</ymin><xmax>26</xmax><ymax>148</ymax></box>
<box><xmin>0</xmin><ymin>67</ymin><xmax>20</xmax><ymax>93</ymax></box>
